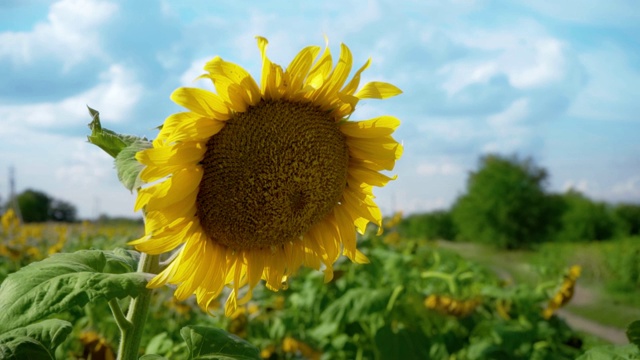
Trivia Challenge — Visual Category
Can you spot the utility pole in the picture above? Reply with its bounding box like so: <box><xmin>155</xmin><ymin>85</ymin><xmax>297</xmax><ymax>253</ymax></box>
<box><xmin>8</xmin><ymin>166</ymin><xmax>23</xmax><ymax>222</ymax></box>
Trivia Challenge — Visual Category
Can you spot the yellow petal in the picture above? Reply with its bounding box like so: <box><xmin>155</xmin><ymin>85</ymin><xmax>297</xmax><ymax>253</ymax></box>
<box><xmin>166</xmin><ymin>118</ymin><xmax>225</xmax><ymax>143</ymax></box>
<box><xmin>256</xmin><ymin>36</ymin><xmax>275</xmax><ymax>97</ymax></box>
<box><xmin>342</xmin><ymin>186</ymin><xmax>382</xmax><ymax>227</ymax></box>
<box><xmin>286</xmin><ymin>45</ymin><xmax>321</xmax><ymax>92</ymax></box>
<box><xmin>154</xmin><ymin>112</ymin><xmax>203</xmax><ymax>144</ymax></box>
<box><xmin>140</xmin><ymin>164</ymin><xmax>185</xmax><ymax>185</ymax></box>
<box><xmin>138</xmin><ymin>166</ymin><xmax>202</xmax><ymax>212</ymax></box>
<box><xmin>341</xmin><ymin>58</ymin><xmax>371</xmax><ymax>95</ymax></box>
<box><xmin>332</xmin><ymin>206</ymin><xmax>358</xmax><ymax>262</ymax></box>
<box><xmin>348</xmin><ymin>166</ymin><xmax>397</xmax><ymax>187</ymax></box>
<box><xmin>321</xmin><ymin>43</ymin><xmax>353</xmax><ymax>96</ymax></box>
<box><xmin>355</xmin><ymin>81</ymin><xmax>402</xmax><ymax>99</ymax></box>
<box><xmin>132</xmin><ymin>220</ymin><xmax>194</xmax><ymax>254</ymax></box>
<box><xmin>203</xmin><ymin>56</ymin><xmax>261</xmax><ymax>105</ymax></box>
<box><xmin>136</xmin><ymin>142</ymin><xmax>205</xmax><ymax>167</ymax></box>
<box><xmin>340</xmin><ymin>116</ymin><xmax>400</xmax><ymax>138</ymax></box>
<box><xmin>306</xmin><ymin>43</ymin><xmax>333</xmax><ymax>90</ymax></box>
<box><xmin>171</xmin><ymin>87</ymin><xmax>231</xmax><ymax>119</ymax></box>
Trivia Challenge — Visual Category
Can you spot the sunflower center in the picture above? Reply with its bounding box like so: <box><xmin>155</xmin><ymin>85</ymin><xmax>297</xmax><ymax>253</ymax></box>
<box><xmin>196</xmin><ymin>100</ymin><xmax>349</xmax><ymax>250</ymax></box>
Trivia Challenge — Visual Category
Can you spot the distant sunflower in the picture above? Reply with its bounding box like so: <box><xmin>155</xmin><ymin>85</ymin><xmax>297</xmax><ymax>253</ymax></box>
<box><xmin>131</xmin><ymin>37</ymin><xmax>402</xmax><ymax>316</ymax></box>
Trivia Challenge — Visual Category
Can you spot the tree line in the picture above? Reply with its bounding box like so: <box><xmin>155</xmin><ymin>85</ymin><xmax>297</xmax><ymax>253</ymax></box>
<box><xmin>4</xmin><ymin>189</ymin><xmax>77</xmax><ymax>223</ymax></box>
<box><xmin>397</xmin><ymin>154</ymin><xmax>640</xmax><ymax>249</ymax></box>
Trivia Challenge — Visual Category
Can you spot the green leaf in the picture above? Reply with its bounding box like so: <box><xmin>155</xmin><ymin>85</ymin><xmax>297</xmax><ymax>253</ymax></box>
<box><xmin>575</xmin><ymin>344</ymin><xmax>640</xmax><ymax>360</ymax></box>
<box><xmin>375</xmin><ymin>325</ymin><xmax>430</xmax><ymax>360</ymax></box>
<box><xmin>180</xmin><ymin>326</ymin><xmax>260</xmax><ymax>360</ymax></box>
<box><xmin>115</xmin><ymin>139</ymin><xmax>152</xmax><ymax>191</ymax></box>
<box><xmin>629</xmin><ymin>320</ymin><xmax>640</xmax><ymax>349</ymax></box>
<box><xmin>0</xmin><ymin>249</ymin><xmax>147</xmax><ymax>334</ymax></box>
<box><xmin>0</xmin><ymin>319</ymin><xmax>72</xmax><ymax>360</ymax></box>
<box><xmin>140</xmin><ymin>355</ymin><xmax>169</xmax><ymax>360</ymax></box>
<box><xmin>103</xmin><ymin>248</ymin><xmax>141</xmax><ymax>273</ymax></box>
<box><xmin>86</xmin><ymin>105</ymin><xmax>148</xmax><ymax>159</ymax></box>
<box><xmin>320</xmin><ymin>287</ymin><xmax>390</xmax><ymax>323</ymax></box>
<box><xmin>145</xmin><ymin>332</ymin><xmax>174</xmax><ymax>357</ymax></box>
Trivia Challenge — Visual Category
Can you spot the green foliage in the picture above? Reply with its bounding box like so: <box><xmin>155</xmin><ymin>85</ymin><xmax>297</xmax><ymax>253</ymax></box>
<box><xmin>0</xmin><ymin>240</ymin><xmax>261</xmax><ymax>360</ymax></box>
<box><xmin>0</xmin><ymin>319</ymin><xmax>72</xmax><ymax>360</ymax></box>
<box><xmin>603</xmin><ymin>237</ymin><xmax>640</xmax><ymax>292</ymax></box>
<box><xmin>181</xmin><ymin>326</ymin><xmax>260</xmax><ymax>360</ymax></box>
<box><xmin>0</xmin><ymin>249</ymin><xmax>145</xmax><ymax>334</ymax></box>
<box><xmin>49</xmin><ymin>199</ymin><xmax>77</xmax><ymax>222</ymax></box>
<box><xmin>615</xmin><ymin>204</ymin><xmax>640</xmax><ymax>237</ymax></box>
<box><xmin>115</xmin><ymin>140</ymin><xmax>151</xmax><ymax>192</ymax></box>
<box><xmin>12</xmin><ymin>189</ymin><xmax>78</xmax><ymax>223</ymax></box>
<box><xmin>554</xmin><ymin>190</ymin><xmax>618</xmax><ymax>242</ymax></box>
<box><xmin>452</xmin><ymin>154</ymin><xmax>559</xmax><ymax>249</ymax></box>
<box><xmin>575</xmin><ymin>344</ymin><xmax>640</xmax><ymax>359</ymax></box>
<box><xmin>0</xmin><ymin>249</ymin><xmax>147</xmax><ymax>358</ymax></box>
<box><xmin>628</xmin><ymin>320</ymin><xmax>640</xmax><ymax>349</ymax></box>
<box><xmin>16</xmin><ymin>189</ymin><xmax>50</xmax><ymax>222</ymax></box>
<box><xmin>398</xmin><ymin>211</ymin><xmax>457</xmax><ymax>240</ymax></box>
<box><xmin>234</xmin><ymin>234</ymin><xmax>584</xmax><ymax>360</ymax></box>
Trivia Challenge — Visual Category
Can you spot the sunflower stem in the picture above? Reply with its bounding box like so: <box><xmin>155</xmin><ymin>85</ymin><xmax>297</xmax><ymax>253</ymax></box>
<box><xmin>117</xmin><ymin>252</ymin><xmax>158</xmax><ymax>360</ymax></box>
<box><xmin>109</xmin><ymin>299</ymin><xmax>131</xmax><ymax>331</ymax></box>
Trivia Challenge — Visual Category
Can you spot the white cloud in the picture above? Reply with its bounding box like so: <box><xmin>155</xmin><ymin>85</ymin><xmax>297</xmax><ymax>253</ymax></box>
<box><xmin>0</xmin><ymin>131</ymin><xmax>136</xmax><ymax>218</ymax></box>
<box><xmin>0</xmin><ymin>64</ymin><xmax>142</xmax><ymax>132</ymax></box>
<box><xmin>562</xmin><ymin>179</ymin><xmax>590</xmax><ymax>193</ymax></box>
<box><xmin>482</xmin><ymin>98</ymin><xmax>533</xmax><ymax>152</ymax></box>
<box><xmin>440</xmin><ymin>33</ymin><xmax>567</xmax><ymax>94</ymax></box>
<box><xmin>612</xmin><ymin>176</ymin><xmax>640</xmax><ymax>199</ymax></box>
<box><xmin>179</xmin><ymin>57</ymin><xmax>215</xmax><ymax>91</ymax></box>
<box><xmin>417</xmin><ymin>160</ymin><xmax>463</xmax><ymax>176</ymax></box>
<box><xmin>0</xmin><ymin>0</ymin><xmax>118</xmax><ymax>68</ymax></box>
<box><xmin>418</xmin><ymin>117</ymin><xmax>480</xmax><ymax>142</ymax></box>
<box><xmin>487</xmin><ymin>98</ymin><xmax>529</xmax><ymax>127</ymax></box>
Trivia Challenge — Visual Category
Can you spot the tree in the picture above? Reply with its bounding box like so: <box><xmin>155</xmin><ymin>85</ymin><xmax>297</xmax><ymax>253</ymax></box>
<box><xmin>452</xmin><ymin>154</ymin><xmax>559</xmax><ymax>249</ymax></box>
<box><xmin>398</xmin><ymin>211</ymin><xmax>457</xmax><ymax>241</ymax></box>
<box><xmin>49</xmin><ymin>199</ymin><xmax>77</xmax><ymax>222</ymax></box>
<box><xmin>13</xmin><ymin>189</ymin><xmax>78</xmax><ymax>223</ymax></box>
<box><xmin>554</xmin><ymin>190</ymin><xmax>617</xmax><ymax>241</ymax></box>
<box><xmin>613</xmin><ymin>203</ymin><xmax>640</xmax><ymax>237</ymax></box>
<box><xmin>16</xmin><ymin>189</ymin><xmax>51</xmax><ymax>223</ymax></box>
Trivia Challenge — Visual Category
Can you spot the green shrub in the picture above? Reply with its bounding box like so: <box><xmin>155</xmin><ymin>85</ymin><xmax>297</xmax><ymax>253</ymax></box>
<box><xmin>452</xmin><ymin>154</ymin><xmax>559</xmax><ymax>249</ymax></box>
<box><xmin>553</xmin><ymin>191</ymin><xmax>617</xmax><ymax>242</ymax></box>
<box><xmin>398</xmin><ymin>211</ymin><xmax>457</xmax><ymax>241</ymax></box>
<box><xmin>613</xmin><ymin>203</ymin><xmax>640</xmax><ymax>236</ymax></box>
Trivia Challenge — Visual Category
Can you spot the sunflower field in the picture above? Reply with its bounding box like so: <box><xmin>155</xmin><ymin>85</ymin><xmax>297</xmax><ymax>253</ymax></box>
<box><xmin>2</xmin><ymin>210</ymin><xmax>638</xmax><ymax>359</ymax></box>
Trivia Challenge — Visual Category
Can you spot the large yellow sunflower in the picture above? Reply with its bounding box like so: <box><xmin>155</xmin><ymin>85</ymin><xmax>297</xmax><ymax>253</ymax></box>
<box><xmin>131</xmin><ymin>37</ymin><xmax>402</xmax><ymax>316</ymax></box>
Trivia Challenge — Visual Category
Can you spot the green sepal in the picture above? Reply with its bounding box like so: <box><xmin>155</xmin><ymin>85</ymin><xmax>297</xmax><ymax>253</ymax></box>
<box><xmin>115</xmin><ymin>139</ymin><xmax>152</xmax><ymax>192</ymax></box>
<box><xmin>86</xmin><ymin>106</ymin><xmax>147</xmax><ymax>158</ymax></box>
<box><xmin>180</xmin><ymin>325</ymin><xmax>260</xmax><ymax>360</ymax></box>
<box><xmin>0</xmin><ymin>249</ymin><xmax>147</xmax><ymax>334</ymax></box>
<box><xmin>86</xmin><ymin>106</ymin><xmax>151</xmax><ymax>191</ymax></box>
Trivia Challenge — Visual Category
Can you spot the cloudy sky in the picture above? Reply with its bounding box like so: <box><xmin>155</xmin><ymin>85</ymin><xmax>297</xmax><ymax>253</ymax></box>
<box><xmin>1</xmin><ymin>0</ymin><xmax>638</xmax><ymax>219</ymax></box>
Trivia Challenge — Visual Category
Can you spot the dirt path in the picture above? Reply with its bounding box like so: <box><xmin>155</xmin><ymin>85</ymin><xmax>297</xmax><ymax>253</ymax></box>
<box><xmin>436</xmin><ymin>241</ymin><xmax>631</xmax><ymax>344</ymax></box>
<box><xmin>557</xmin><ymin>307</ymin><xmax>627</xmax><ymax>344</ymax></box>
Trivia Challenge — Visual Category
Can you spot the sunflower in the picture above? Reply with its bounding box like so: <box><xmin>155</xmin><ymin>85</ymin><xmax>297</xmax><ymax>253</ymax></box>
<box><xmin>131</xmin><ymin>37</ymin><xmax>402</xmax><ymax>316</ymax></box>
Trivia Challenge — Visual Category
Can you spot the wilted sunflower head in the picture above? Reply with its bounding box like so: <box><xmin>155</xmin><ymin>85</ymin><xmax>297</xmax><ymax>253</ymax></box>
<box><xmin>131</xmin><ymin>36</ymin><xmax>402</xmax><ymax>316</ymax></box>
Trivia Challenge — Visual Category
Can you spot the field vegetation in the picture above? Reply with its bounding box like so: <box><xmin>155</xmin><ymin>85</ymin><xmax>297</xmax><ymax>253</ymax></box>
<box><xmin>1</xmin><ymin>154</ymin><xmax>638</xmax><ymax>359</ymax></box>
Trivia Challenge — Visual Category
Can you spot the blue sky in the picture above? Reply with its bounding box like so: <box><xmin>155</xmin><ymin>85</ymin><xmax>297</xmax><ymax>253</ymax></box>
<box><xmin>1</xmin><ymin>0</ymin><xmax>639</xmax><ymax>218</ymax></box>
